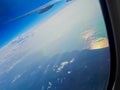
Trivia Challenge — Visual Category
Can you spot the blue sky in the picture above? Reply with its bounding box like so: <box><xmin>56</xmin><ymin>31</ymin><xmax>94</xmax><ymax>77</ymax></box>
<box><xmin>0</xmin><ymin>0</ymin><xmax>65</xmax><ymax>47</ymax></box>
<box><xmin>0</xmin><ymin>0</ymin><xmax>51</xmax><ymax>22</ymax></box>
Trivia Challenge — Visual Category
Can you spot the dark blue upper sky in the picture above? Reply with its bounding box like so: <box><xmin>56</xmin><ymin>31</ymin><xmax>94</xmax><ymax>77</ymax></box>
<box><xmin>0</xmin><ymin>0</ymin><xmax>64</xmax><ymax>47</ymax></box>
<box><xmin>0</xmin><ymin>0</ymin><xmax>51</xmax><ymax>23</ymax></box>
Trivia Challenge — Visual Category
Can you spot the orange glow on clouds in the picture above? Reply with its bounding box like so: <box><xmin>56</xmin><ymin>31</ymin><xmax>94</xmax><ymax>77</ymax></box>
<box><xmin>90</xmin><ymin>38</ymin><xmax>109</xmax><ymax>50</ymax></box>
<box><xmin>82</xmin><ymin>29</ymin><xmax>95</xmax><ymax>40</ymax></box>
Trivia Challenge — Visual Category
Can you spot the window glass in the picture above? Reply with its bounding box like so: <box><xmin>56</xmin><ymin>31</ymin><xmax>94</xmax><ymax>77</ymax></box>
<box><xmin>0</xmin><ymin>0</ymin><xmax>110</xmax><ymax>90</ymax></box>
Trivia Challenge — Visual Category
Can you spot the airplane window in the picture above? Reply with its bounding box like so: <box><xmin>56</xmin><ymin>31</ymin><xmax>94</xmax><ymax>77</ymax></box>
<box><xmin>0</xmin><ymin>0</ymin><xmax>111</xmax><ymax>90</ymax></box>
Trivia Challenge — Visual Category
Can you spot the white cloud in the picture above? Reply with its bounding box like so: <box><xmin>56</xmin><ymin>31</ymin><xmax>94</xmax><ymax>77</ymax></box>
<box><xmin>47</xmin><ymin>82</ymin><xmax>52</xmax><ymax>89</ymax></box>
<box><xmin>57</xmin><ymin>58</ymin><xmax>75</xmax><ymax>72</ymax></box>
<box><xmin>70</xmin><ymin>58</ymin><xmax>75</xmax><ymax>63</ymax></box>
<box><xmin>67</xmin><ymin>71</ymin><xmax>72</xmax><ymax>74</ymax></box>
<box><xmin>57</xmin><ymin>61</ymin><xmax>69</xmax><ymax>72</ymax></box>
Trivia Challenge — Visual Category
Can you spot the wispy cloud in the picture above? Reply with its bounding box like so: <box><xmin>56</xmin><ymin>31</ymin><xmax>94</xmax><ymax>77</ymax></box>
<box><xmin>11</xmin><ymin>74</ymin><xmax>22</xmax><ymax>83</ymax></box>
<box><xmin>57</xmin><ymin>58</ymin><xmax>75</xmax><ymax>72</ymax></box>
